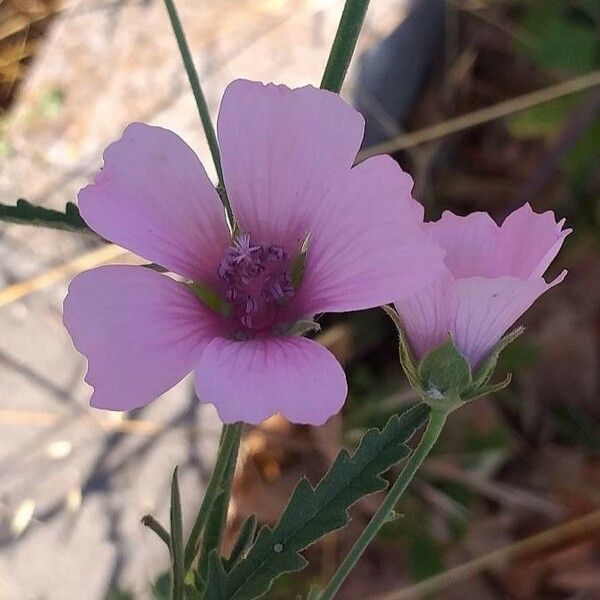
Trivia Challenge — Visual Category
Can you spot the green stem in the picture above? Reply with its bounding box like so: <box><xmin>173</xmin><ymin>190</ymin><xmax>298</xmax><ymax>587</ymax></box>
<box><xmin>319</xmin><ymin>409</ymin><xmax>448</xmax><ymax>600</ymax></box>
<box><xmin>320</xmin><ymin>0</ymin><xmax>371</xmax><ymax>93</ymax></box>
<box><xmin>184</xmin><ymin>422</ymin><xmax>244</xmax><ymax>572</ymax></box>
<box><xmin>162</xmin><ymin>0</ymin><xmax>234</xmax><ymax>225</ymax></box>
<box><xmin>198</xmin><ymin>430</ymin><xmax>240</xmax><ymax>568</ymax></box>
<box><xmin>142</xmin><ymin>514</ymin><xmax>171</xmax><ymax>548</ymax></box>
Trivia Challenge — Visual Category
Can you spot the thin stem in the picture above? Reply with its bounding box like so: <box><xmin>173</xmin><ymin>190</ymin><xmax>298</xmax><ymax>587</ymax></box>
<box><xmin>162</xmin><ymin>0</ymin><xmax>234</xmax><ymax>225</ymax></box>
<box><xmin>320</xmin><ymin>0</ymin><xmax>371</xmax><ymax>93</ymax></box>
<box><xmin>184</xmin><ymin>422</ymin><xmax>244</xmax><ymax>572</ymax></box>
<box><xmin>141</xmin><ymin>514</ymin><xmax>171</xmax><ymax>548</ymax></box>
<box><xmin>198</xmin><ymin>429</ymin><xmax>241</xmax><ymax>567</ymax></box>
<box><xmin>319</xmin><ymin>409</ymin><xmax>448</xmax><ymax>600</ymax></box>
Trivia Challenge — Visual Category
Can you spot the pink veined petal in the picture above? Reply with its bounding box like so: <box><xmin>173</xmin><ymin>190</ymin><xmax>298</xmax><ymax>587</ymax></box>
<box><xmin>293</xmin><ymin>155</ymin><xmax>447</xmax><ymax>315</ymax></box>
<box><xmin>394</xmin><ymin>272</ymin><xmax>458</xmax><ymax>361</ymax></box>
<box><xmin>217</xmin><ymin>79</ymin><xmax>365</xmax><ymax>246</ymax></box>
<box><xmin>79</xmin><ymin>123</ymin><xmax>230</xmax><ymax>281</ymax></box>
<box><xmin>453</xmin><ymin>272</ymin><xmax>567</xmax><ymax>367</ymax></box>
<box><xmin>63</xmin><ymin>265</ymin><xmax>223</xmax><ymax>411</ymax></box>
<box><xmin>495</xmin><ymin>203</ymin><xmax>571</xmax><ymax>279</ymax></box>
<box><xmin>195</xmin><ymin>336</ymin><xmax>347</xmax><ymax>425</ymax></box>
<box><xmin>427</xmin><ymin>211</ymin><xmax>499</xmax><ymax>278</ymax></box>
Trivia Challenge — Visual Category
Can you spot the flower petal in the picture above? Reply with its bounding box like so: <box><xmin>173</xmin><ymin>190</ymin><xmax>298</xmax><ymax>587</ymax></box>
<box><xmin>427</xmin><ymin>211</ymin><xmax>499</xmax><ymax>278</ymax></box>
<box><xmin>79</xmin><ymin>123</ymin><xmax>230</xmax><ymax>280</ymax></box>
<box><xmin>64</xmin><ymin>265</ymin><xmax>222</xmax><ymax>411</ymax></box>
<box><xmin>452</xmin><ymin>273</ymin><xmax>566</xmax><ymax>367</ymax></box>
<box><xmin>294</xmin><ymin>155</ymin><xmax>447</xmax><ymax>314</ymax></box>
<box><xmin>195</xmin><ymin>336</ymin><xmax>347</xmax><ymax>425</ymax></box>
<box><xmin>394</xmin><ymin>273</ymin><xmax>457</xmax><ymax>361</ymax></box>
<box><xmin>217</xmin><ymin>79</ymin><xmax>364</xmax><ymax>245</ymax></box>
<box><xmin>495</xmin><ymin>203</ymin><xmax>571</xmax><ymax>279</ymax></box>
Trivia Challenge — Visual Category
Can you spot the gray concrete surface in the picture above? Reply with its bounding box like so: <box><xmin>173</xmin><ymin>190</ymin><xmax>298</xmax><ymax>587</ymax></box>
<box><xmin>0</xmin><ymin>1</ymin><xmax>405</xmax><ymax>597</ymax></box>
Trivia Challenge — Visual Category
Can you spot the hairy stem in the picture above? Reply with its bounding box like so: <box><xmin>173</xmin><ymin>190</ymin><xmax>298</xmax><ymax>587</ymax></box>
<box><xmin>162</xmin><ymin>0</ymin><xmax>234</xmax><ymax>225</ymax></box>
<box><xmin>320</xmin><ymin>0</ymin><xmax>371</xmax><ymax>93</ymax></box>
<box><xmin>319</xmin><ymin>409</ymin><xmax>448</xmax><ymax>599</ymax></box>
<box><xmin>197</xmin><ymin>425</ymin><xmax>241</xmax><ymax>572</ymax></box>
<box><xmin>184</xmin><ymin>422</ymin><xmax>244</xmax><ymax>572</ymax></box>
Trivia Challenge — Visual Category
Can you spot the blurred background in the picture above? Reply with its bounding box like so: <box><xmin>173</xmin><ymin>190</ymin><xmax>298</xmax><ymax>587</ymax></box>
<box><xmin>0</xmin><ymin>0</ymin><xmax>599</xmax><ymax>598</ymax></box>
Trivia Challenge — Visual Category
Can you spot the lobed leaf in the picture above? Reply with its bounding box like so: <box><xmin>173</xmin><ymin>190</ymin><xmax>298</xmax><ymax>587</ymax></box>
<box><xmin>0</xmin><ymin>199</ymin><xmax>91</xmax><ymax>232</ymax></box>
<box><xmin>203</xmin><ymin>404</ymin><xmax>429</xmax><ymax>599</ymax></box>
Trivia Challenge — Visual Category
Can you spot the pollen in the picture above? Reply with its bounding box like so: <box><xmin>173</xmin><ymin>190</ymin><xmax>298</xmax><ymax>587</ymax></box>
<box><xmin>218</xmin><ymin>233</ymin><xmax>296</xmax><ymax>335</ymax></box>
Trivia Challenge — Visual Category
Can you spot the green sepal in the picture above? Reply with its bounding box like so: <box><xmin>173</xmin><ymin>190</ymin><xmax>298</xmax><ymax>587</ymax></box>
<box><xmin>382</xmin><ymin>305</ymin><xmax>421</xmax><ymax>391</ymax></box>
<box><xmin>307</xmin><ymin>587</ymin><xmax>323</xmax><ymax>600</ymax></box>
<box><xmin>188</xmin><ymin>282</ymin><xmax>232</xmax><ymax>318</ymax></box>
<box><xmin>462</xmin><ymin>373</ymin><xmax>512</xmax><ymax>402</ymax></box>
<box><xmin>418</xmin><ymin>336</ymin><xmax>472</xmax><ymax>400</ymax></box>
<box><xmin>276</xmin><ymin>319</ymin><xmax>321</xmax><ymax>337</ymax></box>
<box><xmin>384</xmin><ymin>305</ymin><xmax>520</xmax><ymax>409</ymax></box>
<box><xmin>469</xmin><ymin>327</ymin><xmax>524</xmax><ymax>391</ymax></box>
<box><xmin>290</xmin><ymin>232</ymin><xmax>311</xmax><ymax>289</ymax></box>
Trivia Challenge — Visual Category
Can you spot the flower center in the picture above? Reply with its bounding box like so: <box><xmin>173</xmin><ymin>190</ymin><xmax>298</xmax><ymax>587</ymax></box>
<box><xmin>217</xmin><ymin>233</ymin><xmax>295</xmax><ymax>335</ymax></box>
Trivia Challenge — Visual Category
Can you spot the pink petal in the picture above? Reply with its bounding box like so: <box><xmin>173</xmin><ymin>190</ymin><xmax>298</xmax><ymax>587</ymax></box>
<box><xmin>427</xmin><ymin>211</ymin><xmax>499</xmax><ymax>278</ymax></box>
<box><xmin>394</xmin><ymin>273</ymin><xmax>457</xmax><ymax>361</ymax></box>
<box><xmin>64</xmin><ymin>265</ymin><xmax>222</xmax><ymax>411</ymax></box>
<box><xmin>294</xmin><ymin>156</ymin><xmax>447</xmax><ymax>314</ymax></box>
<box><xmin>396</xmin><ymin>271</ymin><xmax>567</xmax><ymax>368</ymax></box>
<box><xmin>495</xmin><ymin>203</ymin><xmax>571</xmax><ymax>279</ymax></box>
<box><xmin>217</xmin><ymin>79</ymin><xmax>364</xmax><ymax>245</ymax></box>
<box><xmin>79</xmin><ymin>123</ymin><xmax>230</xmax><ymax>280</ymax></box>
<box><xmin>453</xmin><ymin>273</ymin><xmax>566</xmax><ymax>367</ymax></box>
<box><xmin>195</xmin><ymin>336</ymin><xmax>347</xmax><ymax>425</ymax></box>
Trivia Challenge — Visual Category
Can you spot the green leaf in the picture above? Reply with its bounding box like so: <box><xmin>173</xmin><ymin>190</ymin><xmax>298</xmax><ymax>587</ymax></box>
<box><xmin>0</xmin><ymin>199</ymin><xmax>90</xmax><ymax>232</ymax></box>
<box><xmin>152</xmin><ymin>573</ymin><xmax>171</xmax><ymax>599</ymax></box>
<box><xmin>223</xmin><ymin>515</ymin><xmax>257</xmax><ymax>572</ymax></box>
<box><xmin>418</xmin><ymin>336</ymin><xmax>471</xmax><ymax>397</ymax></box>
<box><xmin>170</xmin><ymin>466</ymin><xmax>185</xmax><ymax>600</ymax></box>
<box><xmin>141</xmin><ymin>514</ymin><xmax>171</xmax><ymax>548</ymax></box>
<box><xmin>196</xmin><ymin>491</ymin><xmax>228</xmax><ymax>584</ymax></box>
<box><xmin>107</xmin><ymin>591</ymin><xmax>135</xmax><ymax>600</ymax></box>
<box><xmin>203</xmin><ymin>404</ymin><xmax>429</xmax><ymax>600</ymax></box>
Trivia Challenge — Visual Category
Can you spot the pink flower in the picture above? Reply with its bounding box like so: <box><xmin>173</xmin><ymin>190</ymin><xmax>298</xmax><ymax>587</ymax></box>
<box><xmin>395</xmin><ymin>204</ymin><xmax>570</xmax><ymax>369</ymax></box>
<box><xmin>63</xmin><ymin>79</ymin><xmax>445</xmax><ymax>425</ymax></box>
